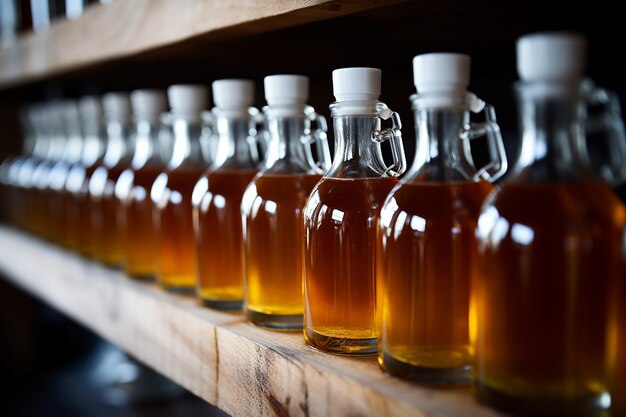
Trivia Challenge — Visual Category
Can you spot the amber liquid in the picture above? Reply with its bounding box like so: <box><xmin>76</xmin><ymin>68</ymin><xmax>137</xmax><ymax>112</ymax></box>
<box><xmin>195</xmin><ymin>170</ymin><xmax>257</xmax><ymax>308</ymax></box>
<box><xmin>378</xmin><ymin>181</ymin><xmax>493</xmax><ymax>383</ymax></box>
<box><xmin>243</xmin><ymin>173</ymin><xmax>321</xmax><ymax>328</ymax></box>
<box><xmin>76</xmin><ymin>164</ymin><xmax>101</xmax><ymax>257</ymax></box>
<box><xmin>94</xmin><ymin>163</ymin><xmax>130</xmax><ymax>266</ymax></box>
<box><xmin>613</xmin><ymin>272</ymin><xmax>626</xmax><ymax>417</ymax></box>
<box><xmin>303</xmin><ymin>176</ymin><xmax>398</xmax><ymax>354</ymax></box>
<box><xmin>155</xmin><ymin>167</ymin><xmax>205</xmax><ymax>291</ymax></box>
<box><xmin>475</xmin><ymin>181</ymin><xmax>625</xmax><ymax>416</ymax></box>
<box><xmin>123</xmin><ymin>165</ymin><xmax>163</xmax><ymax>279</ymax></box>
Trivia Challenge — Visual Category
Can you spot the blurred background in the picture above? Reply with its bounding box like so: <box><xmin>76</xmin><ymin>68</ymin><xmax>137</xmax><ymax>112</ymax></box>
<box><xmin>0</xmin><ymin>0</ymin><xmax>625</xmax><ymax>416</ymax></box>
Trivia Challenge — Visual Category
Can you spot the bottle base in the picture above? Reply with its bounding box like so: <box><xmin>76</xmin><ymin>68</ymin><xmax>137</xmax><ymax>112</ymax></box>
<box><xmin>201</xmin><ymin>298</ymin><xmax>242</xmax><ymax>310</ymax></box>
<box><xmin>475</xmin><ymin>380</ymin><xmax>611</xmax><ymax>417</ymax></box>
<box><xmin>127</xmin><ymin>273</ymin><xmax>155</xmax><ymax>283</ymax></box>
<box><xmin>305</xmin><ymin>328</ymin><xmax>377</xmax><ymax>355</ymax></box>
<box><xmin>160</xmin><ymin>284</ymin><xmax>195</xmax><ymax>295</ymax></box>
<box><xmin>379</xmin><ymin>351</ymin><xmax>471</xmax><ymax>385</ymax></box>
<box><xmin>246</xmin><ymin>309</ymin><xmax>302</xmax><ymax>331</ymax></box>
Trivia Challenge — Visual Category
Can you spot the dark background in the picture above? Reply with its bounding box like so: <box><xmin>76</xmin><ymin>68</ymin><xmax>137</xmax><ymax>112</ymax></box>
<box><xmin>0</xmin><ymin>1</ymin><xmax>625</xmax><ymax>415</ymax></box>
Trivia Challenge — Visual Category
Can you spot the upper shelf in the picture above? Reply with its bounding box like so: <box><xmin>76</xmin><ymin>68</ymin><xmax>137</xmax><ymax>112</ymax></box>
<box><xmin>0</xmin><ymin>0</ymin><xmax>402</xmax><ymax>90</ymax></box>
<box><xmin>0</xmin><ymin>226</ymin><xmax>510</xmax><ymax>417</ymax></box>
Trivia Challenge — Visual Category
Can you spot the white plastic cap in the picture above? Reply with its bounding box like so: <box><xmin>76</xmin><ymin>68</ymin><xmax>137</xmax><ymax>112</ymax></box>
<box><xmin>102</xmin><ymin>92</ymin><xmax>131</xmax><ymax>123</ymax></box>
<box><xmin>78</xmin><ymin>95</ymin><xmax>103</xmax><ymax>120</ymax></box>
<box><xmin>332</xmin><ymin>67</ymin><xmax>381</xmax><ymax>101</ymax></box>
<box><xmin>264</xmin><ymin>75</ymin><xmax>309</xmax><ymax>106</ymax></box>
<box><xmin>413</xmin><ymin>53</ymin><xmax>470</xmax><ymax>95</ymax></box>
<box><xmin>167</xmin><ymin>84</ymin><xmax>208</xmax><ymax>120</ymax></box>
<box><xmin>131</xmin><ymin>89</ymin><xmax>167</xmax><ymax>122</ymax></box>
<box><xmin>212</xmin><ymin>79</ymin><xmax>254</xmax><ymax>111</ymax></box>
<box><xmin>517</xmin><ymin>32</ymin><xmax>587</xmax><ymax>82</ymax></box>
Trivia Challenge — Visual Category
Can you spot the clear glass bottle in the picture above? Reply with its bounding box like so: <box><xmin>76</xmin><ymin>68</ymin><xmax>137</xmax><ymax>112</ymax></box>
<box><xmin>241</xmin><ymin>75</ymin><xmax>331</xmax><ymax>328</ymax></box>
<box><xmin>193</xmin><ymin>79</ymin><xmax>260</xmax><ymax>309</ymax></box>
<box><xmin>17</xmin><ymin>104</ymin><xmax>50</xmax><ymax>232</ymax></box>
<box><xmin>115</xmin><ymin>89</ymin><xmax>168</xmax><ymax>279</ymax></box>
<box><xmin>2</xmin><ymin>104</ymin><xmax>38</xmax><ymax>227</ymax></box>
<box><xmin>50</xmin><ymin>99</ymin><xmax>84</xmax><ymax>247</ymax></box>
<box><xmin>152</xmin><ymin>84</ymin><xmax>211</xmax><ymax>291</ymax></box>
<box><xmin>31</xmin><ymin>100</ymin><xmax>68</xmax><ymax>241</ymax></box>
<box><xmin>89</xmin><ymin>92</ymin><xmax>133</xmax><ymax>266</ymax></box>
<box><xmin>475</xmin><ymin>33</ymin><xmax>626</xmax><ymax>416</ymax></box>
<box><xmin>65</xmin><ymin>95</ymin><xmax>106</xmax><ymax>255</ymax></box>
<box><xmin>27</xmin><ymin>102</ymin><xmax>63</xmax><ymax>237</ymax></box>
<box><xmin>303</xmin><ymin>67</ymin><xmax>406</xmax><ymax>354</ymax></box>
<box><xmin>378</xmin><ymin>53</ymin><xmax>507</xmax><ymax>383</ymax></box>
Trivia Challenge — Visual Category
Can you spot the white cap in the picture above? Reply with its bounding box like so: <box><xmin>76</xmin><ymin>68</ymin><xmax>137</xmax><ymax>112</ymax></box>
<box><xmin>212</xmin><ymin>79</ymin><xmax>254</xmax><ymax>117</ymax></box>
<box><xmin>264</xmin><ymin>75</ymin><xmax>309</xmax><ymax>106</ymax></box>
<box><xmin>102</xmin><ymin>92</ymin><xmax>131</xmax><ymax>123</ymax></box>
<box><xmin>78</xmin><ymin>95</ymin><xmax>103</xmax><ymax>120</ymax></box>
<box><xmin>263</xmin><ymin>75</ymin><xmax>308</xmax><ymax>117</ymax></box>
<box><xmin>167</xmin><ymin>84</ymin><xmax>208</xmax><ymax>120</ymax></box>
<box><xmin>332</xmin><ymin>67</ymin><xmax>381</xmax><ymax>102</ymax></box>
<box><xmin>413</xmin><ymin>53</ymin><xmax>470</xmax><ymax>94</ymax></box>
<box><xmin>517</xmin><ymin>32</ymin><xmax>587</xmax><ymax>82</ymax></box>
<box><xmin>131</xmin><ymin>89</ymin><xmax>167</xmax><ymax>122</ymax></box>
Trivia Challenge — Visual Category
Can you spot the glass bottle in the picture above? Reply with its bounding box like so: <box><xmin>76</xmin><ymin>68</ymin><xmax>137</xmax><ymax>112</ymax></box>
<box><xmin>89</xmin><ymin>92</ymin><xmax>133</xmax><ymax>266</ymax></box>
<box><xmin>475</xmin><ymin>33</ymin><xmax>626</xmax><ymax>416</ymax></box>
<box><xmin>303</xmin><ymin>67</ymin><xmax>406</xmax><ymax>354</ymax></box>
<box><xmin>241</xmin><ymin>75</ymin><xmax>331</xmax><ymax>328</ymax></box>
<box><xmin>152</xmin><ymin>84</ymin><xmax>211</xmax><ymax>291</ymax></box>
<box><xmin>65</xmin><ymin>95</ymin><xmax>106</xmax><ymax>254</ymax></box>
<box><xmin>17</xmin><ymin>104</ymin><xmax>50</xmax><ymax>232</ymax></box>
<box><xmin>193</xmin><ymin>79</ymin><xmax>260</xmax><ymax>308</ymax></box>
<box><xmin>378</xmin><ymin>53</ymin><xmax>507</xmax><ymax>383</ymax></box>
<box><xmin>1</xmin><ymin>105</ymin><xmax>38</xmax><ymax>227</ymax></box>
<box><xmin>50</xmin><ymin>99</ymin><xmax>84</xmax><ymax>247</ymax></box>
<box><xmin>115</xmin><ymin>89</ymin><xmax>168</xmax><ymax>279</ymax></box>
<box><xmin>30</xmin><ymin>101</ymin><xmax>67</xmax><ymax>239</ymax></box>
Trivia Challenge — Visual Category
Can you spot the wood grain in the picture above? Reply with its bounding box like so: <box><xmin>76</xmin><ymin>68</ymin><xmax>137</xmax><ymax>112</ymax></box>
<box><xmin>0</xmin><ymin>0</ymin><xmax>406</xmax><ymax>89</ymax></box>
<box><xmin>0</xmin><ymin>226</ymin><xmax>510</xmax><ymax>417</ymax></box>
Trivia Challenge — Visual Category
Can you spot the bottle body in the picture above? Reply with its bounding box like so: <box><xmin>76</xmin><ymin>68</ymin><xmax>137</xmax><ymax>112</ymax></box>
<box><xmin>119</xmin><ymin>162</ymin><xmax>163</xmax><ymax>279</ymax></box>
<box><xmin>91</xmin><ymin>120</ymin><xmax>133</xmax><ymax>266</ymax></box>
<box><xmin>304</xmin><ymin>100</ymin><xmax>405</xmax><ymax>354</ymax></box>
<box><xmin>154</xmin><ymin>166</ymin><xmax>206</xmax><ymax>290</ymax></box>
<box><xmin>304</xmin><ymin>175</ymin><xmax>397</xmax><ymax>353</ymax></box>
<box><xmin>475</xmin><ymin>80</ymin><xmax>626</xmax><ymax>415</ymax></box>
<box><xmin>153</xmin><ymin>119</ymin><xmax>208</xmax><ymax>291</ymax></box>
<box><xmin>243</xmin><ymin>172</ymin><xmax>321</xmax><ymax>328</ymax></box>
<box><xmin>194</xmin><ymin>114</ymin><xmax>259</xmax><ymax>309</ymax></box>
<box><xmin>378</xmin><ymin>180</ymin><xmax>492</xmax><ymax>382</ymax></box>
<box><xmin>475</xmin><ymin>181</ymin><xmax>624</xmax><ymax>414</ymax></box>
<box><xmin>195</xmin><ymin>169</ymin><xmax>257</xmax><ymax>308</ymax></box>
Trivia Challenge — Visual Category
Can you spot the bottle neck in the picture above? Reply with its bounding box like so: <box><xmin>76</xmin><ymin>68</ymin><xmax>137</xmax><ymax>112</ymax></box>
<box><xmin>48</xmin><ymin>133</ymin><xmax>67</xmax><ymax>162</ymax></box>
<box><xmin>80</xmin><ymin>117</ymin><xmax>106</xmax><ymax>166</ymax></box>
<box><xmin>31</xmin><ymin>135</ymin><xmax>50</xmax><ymax>160</ymax></box>
<box><xmin>103</xmin><ymin>120</ymin><xmax>132</xmax><ymax>167</ymax></box>
<box><xmin>327</xmin><ymin>114</ymin><xmax>387</xmax><ymax>178</ymax></box>
<box><xmin>168</xmin><ymin>117</ymin><xmax>206</xmax><ymax>169</ymax></box>
<box><xmin>512</xmin><ymin>83</ymin><xmax>587</xmax><ymax>181</ymax></box>
<box><xmin>263</xmin><ymin>116</ymin><xmax>314</xmax><ymax>173</ymax></box>
<box><xmin>406</xmin><ymin>107</ymin><xmax>475</xmax><ymax>182</ymax></box>
<box><xmin>131</xmin><ymin>119</ymin><xmax>162</xmax><ymax>168</ymax></box>
<box><xmin>213</xmin><ymin>115</ymin><xmax>258</xmax><ymax>170</ymax></box>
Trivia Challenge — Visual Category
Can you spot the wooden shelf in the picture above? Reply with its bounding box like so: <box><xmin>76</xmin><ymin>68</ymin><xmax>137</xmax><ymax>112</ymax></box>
<box><xmin>0</xmin><ymin>0</ymin><xmax>403</xmax><ymax>90</ymax></box>
<box><xmin>0</xmin><ymin>226</ymin><xmax>510</xmax><ymax>417</ymax></box>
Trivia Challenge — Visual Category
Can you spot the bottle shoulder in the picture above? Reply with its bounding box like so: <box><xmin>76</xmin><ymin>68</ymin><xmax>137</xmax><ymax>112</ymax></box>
<box><xmin>478</xmin><ymin>180</ymin><xmax>626</xmax><ymax>237</ymax></box>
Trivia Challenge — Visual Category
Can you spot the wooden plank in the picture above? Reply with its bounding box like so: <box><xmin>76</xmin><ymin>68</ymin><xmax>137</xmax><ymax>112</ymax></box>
<box><xmin>0</xmin><ymin>226</ymin><xmax>510</xmax><ymax>417</ymax></box>
<box><xmin>0</xmin><ymin>0</ymin><xmax>405</xmax><ymax>89</ymax></box>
